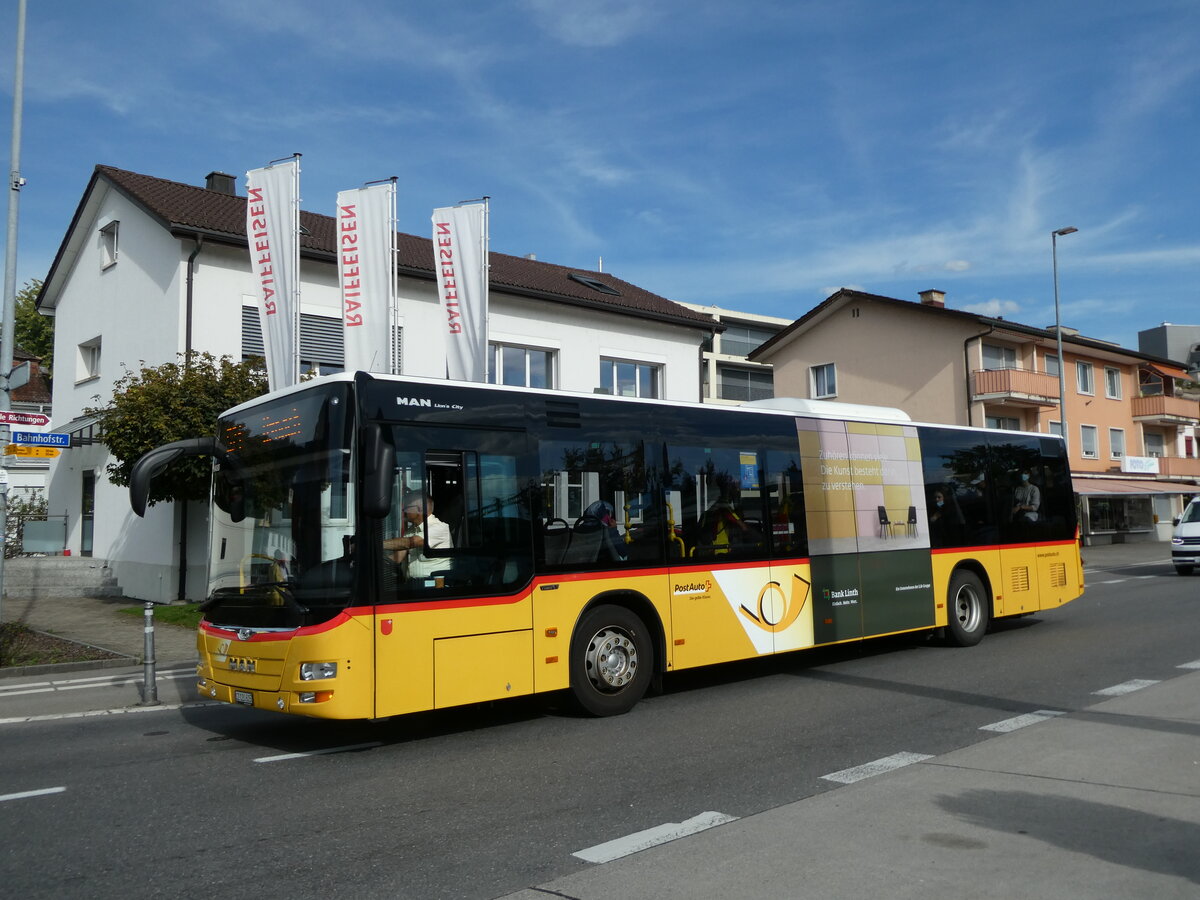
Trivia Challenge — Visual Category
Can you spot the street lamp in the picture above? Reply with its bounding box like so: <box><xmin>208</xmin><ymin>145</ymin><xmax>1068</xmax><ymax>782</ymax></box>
<box><xmin>1051</xmin><ymin>226</ymin><xmax>1078</xmax><ymax>452</ymax></box>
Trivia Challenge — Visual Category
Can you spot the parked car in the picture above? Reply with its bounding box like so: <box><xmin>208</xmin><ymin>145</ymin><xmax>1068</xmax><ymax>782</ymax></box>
<box><xmin>1171</xmin><ymin>498</ymin><xmax>1200</xmax><ymax>575</ymax></box>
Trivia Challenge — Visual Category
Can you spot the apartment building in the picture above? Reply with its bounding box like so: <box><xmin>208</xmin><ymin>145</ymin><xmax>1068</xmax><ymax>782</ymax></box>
<box><xmin>676</xmin><ymin>303</ymin><xmax>790</xmax><ymax>404</ymax></box>
<box><xmin>751</xmin><ymin>288</ymin><xmax>1200</xmax><ymax>545</ymax></box>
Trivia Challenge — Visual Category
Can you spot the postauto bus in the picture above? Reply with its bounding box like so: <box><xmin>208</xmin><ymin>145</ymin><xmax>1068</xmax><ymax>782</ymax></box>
<box><xmin>129</xmin><ymin>371</ymin><xmax>1083</xmax><ymax>720</ymax></box>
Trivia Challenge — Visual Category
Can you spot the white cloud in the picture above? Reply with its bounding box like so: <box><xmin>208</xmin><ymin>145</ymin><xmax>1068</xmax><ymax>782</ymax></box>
<box><xmin>521</xmin><ymin>0</ymin><xmax>661</xmax><ymax>47</ymax></box>
<box><xmin>961</xmin><ymin>299</ymin><xmax>1022</xmax><ymax>317</ymax></box>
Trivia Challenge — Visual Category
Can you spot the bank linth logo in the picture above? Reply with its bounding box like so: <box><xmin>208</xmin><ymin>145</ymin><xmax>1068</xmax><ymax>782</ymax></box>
<box><xmin>739</xmin><ymin>573</ymin><xmax>811</xmax><ymax>634</ymax></box>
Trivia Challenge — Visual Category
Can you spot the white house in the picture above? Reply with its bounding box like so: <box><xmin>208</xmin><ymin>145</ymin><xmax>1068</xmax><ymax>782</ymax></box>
<box><xmin>36</xmin><ymin>165</ymin><xmax>716</xmax><ymax>601</ymax></box>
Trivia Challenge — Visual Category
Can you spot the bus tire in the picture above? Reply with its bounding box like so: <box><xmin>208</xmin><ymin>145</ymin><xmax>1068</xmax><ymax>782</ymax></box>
<box><xmin>946</xmin><ymin>570</ymin><xmax>989</xmax><ymax>647</ymax></box>
<box><xmin>570</xmin><ymin>604</ymin><xmax>653</xmax><ymax>716</ymax></box>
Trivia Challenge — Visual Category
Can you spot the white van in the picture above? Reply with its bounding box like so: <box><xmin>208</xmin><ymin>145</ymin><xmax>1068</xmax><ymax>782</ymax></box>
<box><xmin>1172</xmin><ymin>498</ymin><xmax>1200</xmax><ymax>575</ymax></box>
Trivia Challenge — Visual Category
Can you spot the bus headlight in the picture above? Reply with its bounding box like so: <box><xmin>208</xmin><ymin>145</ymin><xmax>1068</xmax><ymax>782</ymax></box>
<box><xmin>299</xmin><ymin>662</ymin><xmax>338</xmax><ymax>681</ymax></box>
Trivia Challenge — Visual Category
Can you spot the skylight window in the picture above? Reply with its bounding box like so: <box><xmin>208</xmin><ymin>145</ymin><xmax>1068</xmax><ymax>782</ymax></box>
<box><xmin>568</xmin><ymin>272</ymin><xmax>621</xmax><ymax>296</ymax></box>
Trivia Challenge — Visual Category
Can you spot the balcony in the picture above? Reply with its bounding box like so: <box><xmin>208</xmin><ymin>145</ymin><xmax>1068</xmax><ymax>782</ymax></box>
<box><xmin>1158</xmin><ymin>456</ymin><xmax>1200</xmax><ymax>479</ymax></box>
<box><xmin>970</xmin><ymin>368</ymin><xmax>1061</xmax><ymax>408</ymax></box>
<box><xmin>1130</xmin><ymin>394</ymin><xmax>1200</xmax><ymax>426</ymax></box>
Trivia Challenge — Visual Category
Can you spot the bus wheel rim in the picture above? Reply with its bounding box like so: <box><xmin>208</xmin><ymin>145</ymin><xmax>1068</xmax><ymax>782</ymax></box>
<box><xmin>955</xmin><ymin>584</ymin><xmax>981</xmax><ymax>631</ymax></box>
<box><xmin>585</xmin><ymin>627</ymin><xmax>638</xmax><ymax>692</ymax></box>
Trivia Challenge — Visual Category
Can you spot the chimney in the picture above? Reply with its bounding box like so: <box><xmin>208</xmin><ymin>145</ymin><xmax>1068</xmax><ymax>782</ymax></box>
<box><xmin>919</xmin><ymin>289</ymin><xmax>945</xmax><ymax>308</ymax></box>
<box><xmin>205</xmin><ymin>171</ymin><xmax>237</xmax><ymax>195</ymax></box>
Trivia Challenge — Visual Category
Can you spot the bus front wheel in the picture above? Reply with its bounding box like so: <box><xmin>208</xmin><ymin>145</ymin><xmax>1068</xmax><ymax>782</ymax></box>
<box><xmin>570</xmin><ymin>604</ymin><xmax>653</xmax><ymax>716</ymax></box>
<box><xmin>946</xmin><ymin>570</ymin><xmax>989</xmax><ymax>647</ymax></box>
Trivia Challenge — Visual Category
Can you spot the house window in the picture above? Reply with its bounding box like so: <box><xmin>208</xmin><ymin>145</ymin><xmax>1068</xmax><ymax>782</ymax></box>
<box><xmin>1044</xmin><ymin>353</ymin><xmax>1060</xmax><ymax>376</ymax></box>
<box><xmin>241</xmin><ymin>307</ymin><xmax>346</xmax><ymax>375</ymax></box>
<box><xmin>1109</xmin><ymin>428</ymin><xmax>1125</xmax><ymax>459</ymax></box>
<box><xmin>1104</xmin><ymin>367</ymin><xmax>1122</xmax><ymax>399</ymax></box>
<box><xmin>1076</xmin><ymin>361</ymin><xmax>1094</xmax><ymax>395</ymax></box>
<box><xmin>811</xmin><ymin>363</ymin><xmax>837</xmax><ymax>399</ymax></box>
<box><xmin>982</xmin><ymin>343</ymin><xmax>1017</xmax><ymax>370</ymax></box>
<box><xmin>489</xmin><ymin>343</ymin><xmax>554</xmax><ymax>389</ymax></box>
<box><xmin>716</xmin><ymin>365</ymin><xmax>773</xmax><ymax>402</ymax></box>
<box><xmin>1144</xmin><ymin>432</ymin><xmax>1165</xmax><ymax>458</ymax></box>
<box><xmin>1080</xmin><ymin>425</ymin><xmax>1098</xmax><ymax>459</ymax></box>
<box><xmin>1048</xmin><ymin>420</ymin><xmax>1063</xmax><ymax>437</ymax></box>
<box><xmin>76</xmin><ymin>337</ymin><xmax>101</xmax><ymax>382</ymax></box>
<box><xmin>599</xmin><ymin>358</ymin><xmax>660</xmax><ymax>398</ymax></box>
<box><xmin>718</xmin><ymin>324</ymin><xmax>778</xmax><ymax>357</ymax></box>
<box><xmin>986</xmin><ymin>415</ymin><xmax>1021</xmax><ymax>431</ymax></box>
<box><xmin>99</xmin><ymin>221</ymin><xmax>119</xmax><ymax>269</ymax></box>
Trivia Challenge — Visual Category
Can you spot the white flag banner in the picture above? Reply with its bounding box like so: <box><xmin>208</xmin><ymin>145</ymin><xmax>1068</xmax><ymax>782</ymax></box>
<box><xmin>338</xmin><ymin>181</ymin><xmax>396</xmax><ymax>373</ymax></box>
<box><xmin>246</xmin><ymin>157</ymin><xmax>301</xmax><ymax>392</ymax></box>
<box><xmin>432</xmin><ymin>202</ymin><xmax>488</xmax><ymax>382</ymax></box>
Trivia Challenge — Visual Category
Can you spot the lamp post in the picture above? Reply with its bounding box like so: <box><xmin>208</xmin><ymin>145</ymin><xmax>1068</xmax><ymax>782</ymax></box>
<box><xmin>1052</xmin><ymin>226</ymin><xmax>1077</xmax><ymax>452</ymax></box>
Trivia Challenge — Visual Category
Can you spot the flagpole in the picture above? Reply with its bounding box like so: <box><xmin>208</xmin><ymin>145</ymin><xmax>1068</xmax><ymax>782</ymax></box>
<box><xmin>289</xmin><ymin>153</ymin><xmax>301</xmax><ymax>384</ymax></box>
<box><xmin>481</xmin><ymin>196</ymin><xmax>490</xmax><ymax>383</ymax></box>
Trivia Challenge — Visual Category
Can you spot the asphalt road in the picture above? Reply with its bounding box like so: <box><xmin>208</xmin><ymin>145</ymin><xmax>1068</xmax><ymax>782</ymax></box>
<box><xmin>1</xmin><ymin>555</ymin><xmax>1195</xmax><ymax>899</ymax></box>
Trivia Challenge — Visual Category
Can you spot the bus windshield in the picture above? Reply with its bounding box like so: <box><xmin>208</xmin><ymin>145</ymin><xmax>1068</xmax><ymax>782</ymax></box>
<box><xmin>206</xmin><ymin>383</ymin><xmax>355</xmax><ymax>628</ymax></box>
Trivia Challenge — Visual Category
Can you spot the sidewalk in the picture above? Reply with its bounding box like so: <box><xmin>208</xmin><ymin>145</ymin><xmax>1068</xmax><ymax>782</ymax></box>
<box><xmin>503</xmin><ymin>669</ymin><xmax>1200</xmax><ymax>898</ymax></box>
<box><xmin>0</xmin><ymin>591</ymin><xmax>199</xmax><ymax>676</ymax></box>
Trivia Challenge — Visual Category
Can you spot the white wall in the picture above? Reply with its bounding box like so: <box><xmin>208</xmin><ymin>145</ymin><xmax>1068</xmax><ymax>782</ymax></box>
<box><xmin>45</xmin><ymin>184</ymin><xmax>706</xmax><ymax>600</ymax></box>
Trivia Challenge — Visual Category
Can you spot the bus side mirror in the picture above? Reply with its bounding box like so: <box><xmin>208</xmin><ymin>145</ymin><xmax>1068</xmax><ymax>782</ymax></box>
<box><xmin>361</xmin><ymin>424</ymin><xmax>395</xmax><ymax>519</ymax></box>
<box><xmin>129</xmin><ymin>437</ymin><xmax>221</xmax><ymax>517</ymax></box>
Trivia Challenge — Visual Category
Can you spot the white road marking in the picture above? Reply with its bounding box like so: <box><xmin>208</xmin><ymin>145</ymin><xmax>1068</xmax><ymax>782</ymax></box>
<box><xmin>0</xmin><ymin>701</ymin><xmax>221</xmax><ymax>725</ymax></box>
<box><xmin>821</xmin><ymin>751</ymin><xmax>933</xmax><ymax>785</ymax></box>
<box><xmin>0</xmin><ymin>668</ymin><xmax>195</xmax><ymax>699</ymax></box>
<box><xmin>573</xmin><ymin>812</ymin><xmax>738</xmax><ymax>864</ymax></box>
<box><xmin>1178</xmin><ymin>660</ymin><xmax>1200</xmax><ymax>670</ymax></box>
<box><xmin>979</xmin><ymin>710</ymin><xmax>1066</xmax><ymax>733</ymax></box>
<box><xmin>1093</xmin><ymin>679</ymin><xmax>1160</xmax><ymax>697</ymax></box>
<box><xmin>0</xmin><ymin>786</ymin><xmax>66</xmax><ymax>803</ymax></box>
<box><xmin>1095</xmin><ymin>579</ymin><xmax>1126</xmax><ymax>584</ymax></box>
<box><xmin>254</xmin><ymin>742</ymin><xmax>383</xmax><ymax>763</ymax></box>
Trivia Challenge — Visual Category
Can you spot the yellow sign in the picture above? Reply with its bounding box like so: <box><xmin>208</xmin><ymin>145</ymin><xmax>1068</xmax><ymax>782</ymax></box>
<box><xmin>4</xmin><ymin>444</ymin><xmax>61</xmax><ymax>458</ymax></box>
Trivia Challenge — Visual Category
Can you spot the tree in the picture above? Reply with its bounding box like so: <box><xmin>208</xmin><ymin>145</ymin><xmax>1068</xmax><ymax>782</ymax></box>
<box><xmin>90</xmin><ymin>353</ymin><xmax>268</xmax><ymax>507</ymax></box>
<box><xmin>14</xmin><ymin>279</ymin><xmax>53</xmax><ymax>377</ymax></box>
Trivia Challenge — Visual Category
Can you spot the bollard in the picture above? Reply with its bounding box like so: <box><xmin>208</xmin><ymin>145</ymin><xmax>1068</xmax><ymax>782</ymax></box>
<box><xmin>141</xmin><ymin>601</ymin><xmax>159</xmax><ymax>705</ymax></box>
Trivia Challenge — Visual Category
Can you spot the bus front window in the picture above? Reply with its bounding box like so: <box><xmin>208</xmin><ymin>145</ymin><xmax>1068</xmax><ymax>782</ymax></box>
<box><xmin>206</xmin><ymin>385</ymin><xmax>356</xmax><ymax>629</ymax></box>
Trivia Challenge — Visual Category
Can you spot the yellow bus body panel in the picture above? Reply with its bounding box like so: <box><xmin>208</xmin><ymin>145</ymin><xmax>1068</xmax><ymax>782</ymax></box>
<box><xmin>196</xmin><ymin>612</ymin><xmax>375</xmax><ymax>720</ymax></box>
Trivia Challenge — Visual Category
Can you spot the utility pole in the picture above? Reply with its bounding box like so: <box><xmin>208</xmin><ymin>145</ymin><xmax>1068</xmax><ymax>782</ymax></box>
<box><xmin>1</xmin><ymin>0</ymin><xmax>28</xmax><ymax>623</ymax></box>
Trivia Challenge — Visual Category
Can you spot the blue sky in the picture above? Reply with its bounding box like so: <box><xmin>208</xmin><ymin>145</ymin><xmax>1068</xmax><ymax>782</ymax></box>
<box><xmin>3</xmin><ymin>0</ymin><xmax>1198</xmax><ymax>353</ymax></box>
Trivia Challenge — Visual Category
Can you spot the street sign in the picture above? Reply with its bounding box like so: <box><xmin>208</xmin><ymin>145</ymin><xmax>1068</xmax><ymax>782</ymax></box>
<box><xmin>0</xmin><ymin>411</ymin><xmax>50</xmax><ymax>427</ymax></box>
<box><xmin>13</xmin><ymin>431</ymin><xmax>70</xmax><ymax>447</ymax></box>
<box><xmin>4</xmin><ymin>444</ymin><xmax>61</xmax><ymax>458</ymax></box>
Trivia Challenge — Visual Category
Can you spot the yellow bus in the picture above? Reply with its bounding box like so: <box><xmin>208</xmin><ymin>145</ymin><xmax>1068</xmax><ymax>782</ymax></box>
<box><xmin>130</xmin><ymin>372</ymin><xmax>1084</xmax><ymax>720</ymax></box>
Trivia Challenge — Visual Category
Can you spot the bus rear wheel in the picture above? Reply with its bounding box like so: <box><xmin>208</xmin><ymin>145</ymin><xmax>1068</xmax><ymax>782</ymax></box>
<box><xmin>570</xmin><ymin>604</ymin><xmax>653</xmax><ymax>716</ymax></box>
<box><xmin>946</xmin><ymin>570</ymin><xmax>989</xmax><ymax>647</ymax></box>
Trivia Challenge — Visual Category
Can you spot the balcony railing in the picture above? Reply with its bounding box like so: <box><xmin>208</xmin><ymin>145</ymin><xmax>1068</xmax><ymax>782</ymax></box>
<box><xmin>1130</xmin><ymin>394</ymin><xmax>1200</xmax><ymax>425</ymax></box>
<box><xmin>970</xmin><ymin>367</ymin><xmax>1060</xmax><ymax>407</ymax></box>
<box><xmin>1158</xmin><ymin>456</ymin><xmax>1200</xmax><ymax>478</ymax></box>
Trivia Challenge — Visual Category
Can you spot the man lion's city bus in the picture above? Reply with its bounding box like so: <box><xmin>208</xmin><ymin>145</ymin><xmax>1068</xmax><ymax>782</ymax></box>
<box><xmin>130</xmin><ymin>372</ymin><xmax>1084</xmax><ymax>720</ymax></box>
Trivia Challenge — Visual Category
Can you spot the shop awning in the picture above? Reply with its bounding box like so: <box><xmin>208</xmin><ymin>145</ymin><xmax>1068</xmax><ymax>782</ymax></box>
<box><xmin>1072</xmin><ymin>477</ymin><xmax>1196</xmax><ymax>495</ymax></box>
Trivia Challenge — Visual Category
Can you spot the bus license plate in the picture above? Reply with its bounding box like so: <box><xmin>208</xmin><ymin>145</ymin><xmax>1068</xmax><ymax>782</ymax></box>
<box><xmin>234</xmin><ymin>690</ymin><xmax>253</xmax><ymax>706</ymax></box>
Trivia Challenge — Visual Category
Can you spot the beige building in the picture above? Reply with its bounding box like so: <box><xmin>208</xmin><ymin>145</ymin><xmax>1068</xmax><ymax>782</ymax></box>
<box><xmin>751</xmin><ymin>288</ymin><xmax>1200</xmax><ymax>544</ymax></box>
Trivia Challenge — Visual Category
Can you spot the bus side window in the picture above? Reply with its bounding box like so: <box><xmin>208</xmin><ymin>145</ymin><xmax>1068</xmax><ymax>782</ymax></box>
<box><xmin>538</xmin><ymin>437</ymin><xmax>663</xmax><ymax>569</ymax></box>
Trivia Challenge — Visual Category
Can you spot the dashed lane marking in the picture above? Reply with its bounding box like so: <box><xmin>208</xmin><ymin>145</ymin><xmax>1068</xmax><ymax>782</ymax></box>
<box><xmin>573</xmin><ymin>812</ymin><xmax>739</xmax><ymax>864</ymax></box>
<box><xmin>0</xmin><ymin>786</ymin><xmax>66</xmax><ymax>803</ymax></box>
<box><xmin>979</xmin><ymin>710</ymin><xmax>1066</xmax><ymax>733</ymax></box>
<box><xmin>254</xmin><ymin>742</ymin><xmax>383</xmax><ymax>763</ymax></box>
<box><xmin>821</xmin><ymin>751</ymin><xmax>933</xmax><ymax>785</ymax></box>
<box><xmin>1093</xmin><ymin>679</ymin><xmax>1160</xmax><ymax>697</ymax></box>
<box><xmin>1178</xmin><ymin>660</ymin><xmax>1200</xmax><ymax>670</ymax></box>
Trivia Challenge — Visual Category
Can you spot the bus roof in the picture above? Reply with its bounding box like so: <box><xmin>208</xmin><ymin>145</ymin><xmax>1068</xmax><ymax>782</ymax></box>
<box><xmin>220</xmin><ymin>371</ymin><xmax>1060</xmax><ymax>445</ymax></box>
